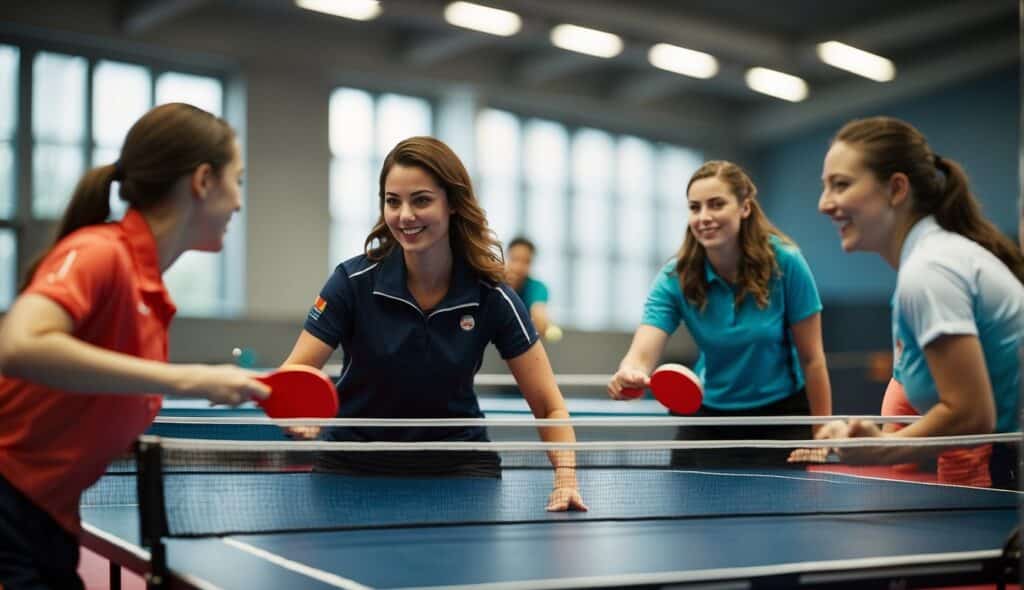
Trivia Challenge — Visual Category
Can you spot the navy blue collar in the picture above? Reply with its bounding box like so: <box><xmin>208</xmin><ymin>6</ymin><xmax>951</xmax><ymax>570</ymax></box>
<box><xmin>374</xmin><ymin>246</ymin><xmax>483</xmax><ymax>311</ymax></box>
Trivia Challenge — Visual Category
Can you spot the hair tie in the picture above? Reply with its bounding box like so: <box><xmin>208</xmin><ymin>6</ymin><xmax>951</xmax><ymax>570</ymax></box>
<box><xmin>112</xmin><ymin>160</ymin><xmax>125</xmax><ymax>182</ymax></box>
<box><xmin>932</xmin><ymin>153</ymin><xmax>944</xmax><ymax>168</ymax></box>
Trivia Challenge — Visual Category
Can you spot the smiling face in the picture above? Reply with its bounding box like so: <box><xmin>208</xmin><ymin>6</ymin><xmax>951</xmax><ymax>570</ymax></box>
<box><xmin>383</xmin><ymin>163</ymin><xmax>453</xmax><ymax>259</ymax></box>
<box><xmin>193</xmin><ymin>139</ymin><xmax>244</xmax><ymax>252</ymax></box>
<box><xmin>819</xmin><ymin>141</ymin><xmax>897</xmax><ymax>254</ymax></box>
<box><xmin>687</xmin><ymin>176</ymin><xmax>751</xmax><ymax>253</ymax></box>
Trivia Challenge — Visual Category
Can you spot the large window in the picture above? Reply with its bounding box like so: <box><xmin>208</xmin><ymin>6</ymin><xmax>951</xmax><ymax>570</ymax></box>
<box><xmin>328</xmin><ymin>88</ymin><xmax>432</xmax><ymax>267</ymax></box>
<box><xmin>154</xmin><ymin>72</ymin><xmax>231</xmax><ymax>316</ymax></box>
<box><xmin>477</xmin><ymin>108</ymin><xmax>702</xmax><ymax>331</ymax></box>
<box><xmin>475</xmin><ymin>109</ymin><xmax>520</xmax><ymax>245</ymax></box>
<box><xmin>0</xmin><ymin>45</ymin><xmax>17</xmax><ymax>309</ymax></box>
<box><xmin>20</xmin><ymin>47</ymin><xmax>236</xmax><ymax>316</ymax></box>
<box><xmin>0</xmin><ymin>230</ymin><xmax>14</xmax><ymax>309</ymax></box>
<box><xmin>0</xmin><ymin>45</ymin><xmax>17</xmax><ymax>222</ymax></box>
<box><xmin>32</xmin><ymin>52</ymin><xmax>86</xmax><ymax>220</ymax></box>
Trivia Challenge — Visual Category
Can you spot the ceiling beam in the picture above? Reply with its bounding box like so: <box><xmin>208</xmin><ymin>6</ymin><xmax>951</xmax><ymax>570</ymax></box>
<box><xmin>118</xmin><ymin>0</ymin><xmax>209</xmax><ymax>34</ymax></box>
<box><xmin>402</xmin><ymin>32</ymin><xmax>497</xmax><ymax>67</ymax></box>
<box><xmin>611</xmin><ymin>61</ymin><xmax>753</xmax><ymax>104</ymax></box>
<box><xmin>827</xmin><ymin>1</ymin><xmax>1016</xmax><ymax>52</ymax></box>
<box><xmin>498</xmin><ymin>0</ymin><xmax>793</xmax><ymax>67</ymax></box>
<box><xmin>516</xmin><ymin>51</ymin><xmax>598</xmax><ymax>86</ymax></box>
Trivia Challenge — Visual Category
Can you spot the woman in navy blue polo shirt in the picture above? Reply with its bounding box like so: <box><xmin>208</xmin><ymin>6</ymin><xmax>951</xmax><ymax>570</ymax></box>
<box><xmin>608</xmin><ymin>160</ymin><xmax>832</xmax><ymax>468</ymax></box>
<box><xmin>284</xmin><ymin>136</ymin><xmax>586</xmax><ymax>511</ymax></box>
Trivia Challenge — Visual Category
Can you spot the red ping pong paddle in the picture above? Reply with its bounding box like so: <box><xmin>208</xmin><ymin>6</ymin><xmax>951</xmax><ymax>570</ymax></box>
<box><xmin>254</xmin><ymin>365</ymin><xmax>339</xmax><ymax>418</ymax></box>
<box><xmin>649</xmin><ymin>363</ymin><xmax>703</xmax><ymax>415</ymax></box>
<box><xmin>619</xmin><ymin>387</ymin><xmax>645</xmax><ymax>399</ymax></box>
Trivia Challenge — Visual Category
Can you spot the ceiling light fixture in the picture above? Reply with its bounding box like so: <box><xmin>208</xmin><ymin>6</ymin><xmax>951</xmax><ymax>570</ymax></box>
<box><xmin>816</xmin><ymin>41</ymin><xmax>895</xmax><ymax>82</ymax></box>
<box><xmin>745</xmin><ymin>67</ymin><xmax>808</xmax><ymax>102</ymax></box>
<box><xmin>295</xmin><ymin>0</ymin><xmax>381</xmax><ymax>22</ymax></box>
<box><xmin>648</xmin><ymin>43</ymin><xmax>718</xmax><ymax>79</ymax></box>
<box><xmin>550</xmin><ymin>24</ymin><xmax>623</xmax><ymax>58</ymax></box>
<box><xmin>444</xmin><ymin>2</ymin><xmax>522</xmax><ymax>37</ymax></box>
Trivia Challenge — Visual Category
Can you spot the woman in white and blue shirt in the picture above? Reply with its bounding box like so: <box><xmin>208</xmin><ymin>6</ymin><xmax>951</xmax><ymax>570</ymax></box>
<box><xmin>817</xmin><ymin>117</ymin><xmax>1024</xmax><ymax>488</ymax></box>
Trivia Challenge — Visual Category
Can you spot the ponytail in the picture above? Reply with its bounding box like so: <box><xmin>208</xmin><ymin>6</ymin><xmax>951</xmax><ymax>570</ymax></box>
<box><xmin>20</xmin><ymin>102</ymin><xmax>236</xmax><ymax>292</ymax></box>
<box><xmin>20</xmin><ymin>163</ymin><xmax>118</xmax><ymax>291</ymax></box>
<box><xmin>834</xmin><ymin>117</ymin><xmax>1024</xmax><ymax>284</ymax></box>
<box><xmin>933</xmin><ymin>157</ymin><xmax>1024</xmax><ymax>283</ymax></box>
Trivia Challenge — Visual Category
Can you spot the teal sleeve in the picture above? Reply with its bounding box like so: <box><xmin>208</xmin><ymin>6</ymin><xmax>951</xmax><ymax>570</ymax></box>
<box><xmin>640</xmin><ymin>262</ymin><xmax>684</xmax><ymax>334</ymax></box>
<box><xmin>526</xmin><ymin>278</ymin><xmax>549</xmax><ymax>305</ymax></box>
<box><xmin>779</xmin><ymin>244</ymin><xmax>823</xmax><ymax>324</ymax></box>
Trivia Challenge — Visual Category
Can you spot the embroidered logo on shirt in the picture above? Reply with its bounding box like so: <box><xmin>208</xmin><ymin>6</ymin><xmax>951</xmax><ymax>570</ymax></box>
<box><xmin>309</xmin><ymin>296</ymin><xmax>327</xmax><ymax>321</ymax></box>
<box><xmin>46</xmin><ymin>249</ymin><xmax>79</xmax><ymax>283</ymax></box>
<box><xmin>459</xmin><ymin>314</ymin><xmax>476</xmax><ymax>331</ymax></box>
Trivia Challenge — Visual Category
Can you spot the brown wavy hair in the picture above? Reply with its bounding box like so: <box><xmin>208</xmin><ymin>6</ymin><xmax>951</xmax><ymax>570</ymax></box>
<box><xmin>675</xmin><ymin>160</ymin><xmax>792</xmax><ymax>310</ymax></box>
<box><xmin>365</xmin><ymin>136</ymin><xmax>505</xmax><ymax>284</ymax></box>
<box><xmin>834</xmin><ymin>117</ymin><xmax>1024</xmax><ymax>283</ymax></box>
<box><xmin>23</xmin><ymin>102</ymin><xmax>235</xmax><ymax>290</ymax></box>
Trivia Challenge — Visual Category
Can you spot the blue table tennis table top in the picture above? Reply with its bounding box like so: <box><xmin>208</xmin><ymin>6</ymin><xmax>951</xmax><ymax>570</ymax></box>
<box><xmin>80</xmin><ymin>466</ymin><xmax>1020</xmax><ymax>589</ymax></box>
<box><xmin>158</xmin><ymin>395</ymin><xmax>669</xmax><ymax>417</ymax></box>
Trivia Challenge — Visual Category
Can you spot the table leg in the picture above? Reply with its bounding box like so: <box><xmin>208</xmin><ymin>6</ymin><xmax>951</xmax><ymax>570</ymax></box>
<box><xmin>109</xmin><ymin>561</ymin><xmax>121</xmax><ymax>590</ymax></box>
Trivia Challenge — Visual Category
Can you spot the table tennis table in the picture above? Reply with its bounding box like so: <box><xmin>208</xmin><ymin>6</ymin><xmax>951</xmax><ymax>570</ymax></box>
<box><xmin>80</xmin><ymin>454</ymin><xmax>1020</xmax><ymax>590</ymax></box>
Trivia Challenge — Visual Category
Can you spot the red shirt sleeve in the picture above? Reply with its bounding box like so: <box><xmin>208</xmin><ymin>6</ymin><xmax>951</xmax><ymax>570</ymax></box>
<box><xmin>23</xmin><ymin>233</ymin><xmax>125</xmax><ymax>326</ymax></box>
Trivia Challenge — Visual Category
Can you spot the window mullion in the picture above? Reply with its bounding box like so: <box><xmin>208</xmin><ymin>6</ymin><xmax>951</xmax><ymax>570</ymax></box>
<box><xmin>15</xmin><ymin>46</ymin><xmax>31</xmax><ymax>226</ymax></box>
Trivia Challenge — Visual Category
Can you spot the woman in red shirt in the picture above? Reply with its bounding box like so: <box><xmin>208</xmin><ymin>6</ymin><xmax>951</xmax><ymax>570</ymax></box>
<box><xmin>0</xmin><ymin>103</ymin><xmax>269</xmax><ymax>589</ymax></box>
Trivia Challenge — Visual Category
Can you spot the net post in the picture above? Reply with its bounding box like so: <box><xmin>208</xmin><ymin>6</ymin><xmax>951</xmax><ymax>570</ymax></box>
<box><xmin>136</xmin><ymin>436</ymin><xmax>169</xmax><ymax>590</ymax></box>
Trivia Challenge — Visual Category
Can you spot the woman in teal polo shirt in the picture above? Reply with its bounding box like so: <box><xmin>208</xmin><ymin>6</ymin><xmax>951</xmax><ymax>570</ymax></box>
<box><xmin>609</xmin><ymin>160</ymin><xmax>832</xmax><ymax>467</ymax></box>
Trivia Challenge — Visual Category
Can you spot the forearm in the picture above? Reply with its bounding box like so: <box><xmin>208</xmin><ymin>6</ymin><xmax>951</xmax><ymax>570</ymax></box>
<box><xmin>861</xmin><ymin>404</ymin><xmax>964</xmax><ymax>465</ymax></box>
<box><xmin>534</xmin><ymin>406</ymin><xmax>578</xmax><ymax>485</ymax></box>
<box><xmin>531</xmin><ymin>308</ymin><xmax>549</xmax><ymax>337</ymax></box>
<box><xmin>619</xmin><ymin>349</ymin><xmax>658</xmax><ymax>375</ymax></box>
<box><xmin>2</xmin><ymin>331</ymin><xmax>186</xmax><ymax>396</ymax></box>
<box><xmin>802</xmin><ymin>360</ymin><xmax>832</xmax><ymax>417</ymax></box>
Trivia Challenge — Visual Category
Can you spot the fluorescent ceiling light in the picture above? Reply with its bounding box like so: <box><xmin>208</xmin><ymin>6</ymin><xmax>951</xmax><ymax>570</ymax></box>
<box><xmin>295</xmin><ymin>0</ymin><xmax>381</xmax><ymax>21</ymax></box>
<box><xmin>550</xmin><ymin>24</ymin><xmax>623</xmax><ymax>58</ymax></box>
<box><xmin>444</xmin><ymin>2</ymin><xmax>521</xmax><ymax>37</ymax></box>
<box><xmin>744</xmin><ymin>67</ymin><xmax>808</xmax><ymax>102</ymax></box>
<box><xmin>648</xmin><ymin>43</ymin><xmax>718</xmax><ymax>79</ymax></box>
<box><xmin>816</xmin><ymin>41</ymin><xmax>895</xmax><ymax>82</ymax></box>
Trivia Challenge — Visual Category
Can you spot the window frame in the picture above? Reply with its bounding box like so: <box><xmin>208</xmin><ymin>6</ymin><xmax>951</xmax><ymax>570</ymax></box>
<box><xmin>475</xmin><ymin>106</ymin><xmax>703</xmax><ymax>331</ymax></box>
<box><xmin>0</xmin><ymin>31</ymin><xmax>243</xmax><ymax>316</ymax></box>
<box><xmin>327</xmin><ymin>86</ymin><xmax>436</xmax><ymax>269</ymax></box>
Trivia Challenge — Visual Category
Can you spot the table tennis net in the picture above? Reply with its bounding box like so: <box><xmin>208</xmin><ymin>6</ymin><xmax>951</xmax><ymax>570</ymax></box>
<box><xmin>84</xmin><ymin>434</ymin><xmax>1020</xmax><ymax>540</ymax></box>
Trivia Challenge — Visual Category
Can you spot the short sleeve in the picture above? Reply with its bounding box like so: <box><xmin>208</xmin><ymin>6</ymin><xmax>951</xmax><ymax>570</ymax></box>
<box><xmin>779</xmin><ymin>244</ymin><xmax>823</xmax><ymax>325</ymax></box>
<box><xmin>303</xmin><ymin>265</ymin><xmax>355</xmax><ymax>349</ymax></box>
<box><xmin>528</xmin><ymin>279</ymin><xmax>549</xmax><ymax>305</ymax></box>
<box><xmin>24</xmin><ymin>236</ymin><xmax>123</xmax><ymax>325</ymax></box>
<box><xmin>489</xmin><ymin>284</ymin><xmax>539</xmax><ymax>359</ymax></box>
<box><xmin>897</xmin><ymin>258</ymin><xmax>977</xmax><ymax>347</ymax></box>
<box><xmin>640</xmin><ymin>262</ymin><xmax>684</xmax><ymax>334</ymax></box>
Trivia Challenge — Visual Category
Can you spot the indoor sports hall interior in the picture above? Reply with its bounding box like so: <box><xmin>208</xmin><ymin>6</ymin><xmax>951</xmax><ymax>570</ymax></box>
<box><xmin>1</xmin><ymin>1</ymin><xmax>1021</xmax><ymax>589</ymax></box>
